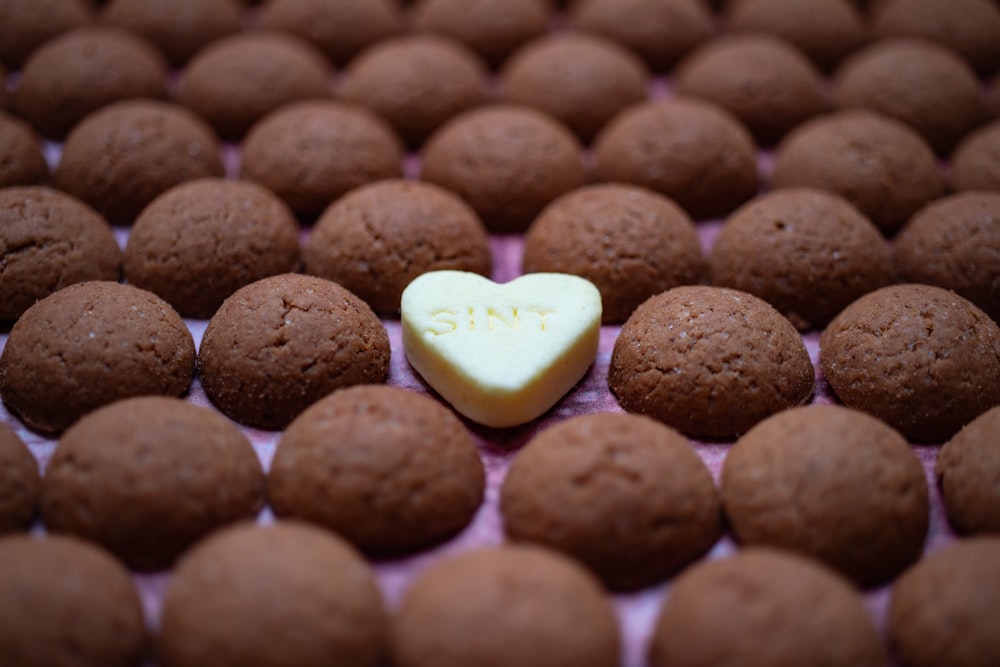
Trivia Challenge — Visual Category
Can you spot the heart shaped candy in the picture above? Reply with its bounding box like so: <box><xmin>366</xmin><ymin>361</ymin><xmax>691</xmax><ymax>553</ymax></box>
<box><xmin>401</xmin><ymin>271</ymin><xmax>602</xmax><ymax>428</ymax></box>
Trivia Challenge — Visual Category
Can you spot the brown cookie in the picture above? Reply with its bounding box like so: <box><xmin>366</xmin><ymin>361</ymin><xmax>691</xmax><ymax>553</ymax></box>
<box><xmin>594</xmin><ymin>98</ymin><xmax>759</xmax><ymax>220</ymax></box>
<box><xmin>936</xmin><ymin>406</ymin><xmax>1000</xmax><ymax>535</ymax></box>
<box><xmin>158</xmin><ymin>522</ymin><xmax>386</xmax><ymax>667</ymax></box>
<box><xmin>820</xmin><ymin>284</ymin><xmax>1000</xmax><ymax>442</ymax></box>
<box><xmin>124</xmin><ymin>178</ymin><xmax>300</xmax><ymax>319</ymax></box>
<box><xmin>949</xmin><ymin>120</ymin><xmax>1000</xmax><ymax>193</ymax></box>
<box><xmin>609</xmin><ymin>285</ymin><xmax>814</xmax><ymax>438</ymax></box>
<box><xmin>710</xmin><ymin>188</ymin><xmax>893</xmax><ymax>330</ymax></box>
<box><xmin>721</xmin><ymin>405</ymin><xmax>929</xmax><ymax>587</ymax></box>
<box><xmin>0</xmin><ymin>535</ymin><xmax>146</xmax><ymax>667</ymax></box>
<box><xmin>0</xmin><ymin>424</ymin><xmax>39</xmax><ymax>534</ymax></box>
<box><xmin>0</xmin><ymin>281</ymin><xmax>195</xmax><ymax>434</ymax></box>
<box><xmin>499</xmin><ymin>33</ymin><xmax>649</xmax><ymax>143</ymax></box>
<box><xmin>269</xmin><ymin>385</ymin><xmax>484</xmax><ymax>556</ymax></box>
<box><xmin>177</xmin><ymin>32</ymin><xmax>331</xmax><ymax>140</ymax></box>
<box><xmin>649</xmin><ymin>548</ymin><xmax>886</xmax><ymax>667</ymax></box>
<box><xmin>522</xmin><ymin>183</ymin><xmax>705</xmax><ymax>324</ymax></box>
<box><xmin>421</xmin><ymin>105</ymin><xmax>585</xmax><ymax>233</ymax></box>
<box><xmin>501</xmin><ymin>413</ymin><xmax>720</xmax><ymax>591</ymax></box>
<box><xmin>240</xmin><ymin>101</ymin><xmax>403</xmax><ymax>219</ymax></box>
<box><xmin>893</xmin><ymin>192</ymin><xmax>1000</xmax><ymax>323</ymax></box>
<box><xmin>303</xmin><ymin>179</ymin><xmax>491</xmax><ymax>315</ymax></box>
<box><xmin>339</xmin><ymin>35</ymin><xmax>487</xmax><ymax>148</ymax></box>
<box><xmin>674</xmin><ymin>35</ymin><xmax>829</xmax><ymax>146</ymax></box>
<box><xmin>391</xmin><ymin>545</ymin><xmax>619</xmax><ymax>667</ymax></box>
<box><xmin>570</xmin><ymin>0</ymin><xmax>713</xmax><ymax>72</ymax></box>
<box><xmin>0</xmin><ymin>0</ymin><xmax>92</xmax><ymax>68</ymax></box>
<box><xmin>889</xmin><ymin>538</ymin><xmax>1000</xmax><ymax>667</ymax></box>
<box><xmin>0</xmin><ymin>111</ymin><xmax>49</xmax><ymax>188</ymax></box>
<box><xmin>55</xmin><ymin>100</ymin><xmax>224</xmax><ymax>225</ymax></box>
<box><xmin>13</xmin><ymin>27</ymin><xmax>168</xmax><ymax>139</ymax></box>
<box><xmin>833</xmin><ymin>39</ymin><xmax>989</xmax><ymax>155</ymax></box>
<box><xmin>101</xmin><ymin>0</ymin><xmax>243</xmax><ymax>65</ymax></box>
<box><xmin>772</xmin><ymin>110</ymin><xmax>944</xmax><ymax>234</ymax></box>
<box><xmin>199</xmin><ymin>273</ymin><xmax>390</xmax><ymax>430</ymax></box>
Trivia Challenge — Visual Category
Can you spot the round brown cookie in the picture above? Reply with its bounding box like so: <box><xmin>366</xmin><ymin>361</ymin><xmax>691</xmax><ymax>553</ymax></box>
<box><xmin>820</xmin><ymin>284</ymin><xmax>1000</xmax><ymax>442</ymax></box>
<box><xmin>158</xmin><ymin>522</ymin><xmax>386</xmax><ymax>667</ymax></box>
<box><xmin>177</xmin><ymin>32</ymin><xmax>331</xmax><ymax>141</ymax></box>
<box><xmin>0</xmin><ymin>112</ymin><xmax>49</xmax><ymax>189</ymax></box>
<box><xmin>303</xmin><ymin>179</ymin><xmax>491</xmax><ymax>315</ymax></box>
<box><xmin>893</xmin><ymin>192</ymin><xmax>1000</xmax><ymax>323</ymax></box>
<box><xmin>949</xmin><ymin>120</ymin><xmax>1000</xmax><ymax>193</ymax></box>
<box><xmin>593</xmin><ymin>98</ymin><xmax>759</xmax><ymax>220</ymax></box>
<box><xmin>0</xmin><ymin>281</ymin><xmax>195</xmax><ymax>434</ymax></box>
<box><xmin>674</xmin><ymin>35</ymin><xmax>828</xmax><ymax>146</ymax></box>
<box><xmin>772</xmin><ymin>110</ymin><xmax>944</xmax><ymax>234</ymax></box>
<box><xmin>42</xmin><ymin>396</ymin><xmax>264</xmax><ymax>571</ymax></box>
<box><xmin>55</xmin><ymin>100</ymin><xmax>224</xmax><ymax>225</ymax></box>
<box><xmin>0</xmin><ymin>535</ymin><xmax>145</xmax><ymax>667</ymax></box>
<box><xmin>421</xmin><ymin>105</ymin><xmax>585</xmax><ymax>233</ymax></box>
<box><xmin>501</xmin><ymin>413</ymin><xmax>720</xmax><ymax>591</ymax></box>
<box><xmin>936</xmin><ymin>406</ymin><xmax>1000</xmax><ymax>535</ymax></box>
<box><xmin>257</xmin><ymin>0</ymin><xmax>401</xmax><ymax>66</ymax></box>
<box><xmin>570</xmin><ymin>0</ymin><xmax>713</xmax><ymax>72</ymax></box>
<box><xmin>240</xmin><ymin>101</ymin><xmax>403</xmax><ymax>219</ymax></box>
<box><xmin>269</xmin><ymin>385</ymin><xmax>484</xmax><ymax>556</ymax></box>
<box><xmin>721</xmin><ymin>405</ymin><xmax>929</xmax><ymax>587</ymax></box>
<box><xmin>101</xmin><ymin>0</ymin><xmax>243</xmax><ymax>65</ymax></box>
<box><xmin>522</xmin><ymin>183</ymin><xmax>704</xmax><ymax>324</ymax></box>
<box><xmin>871</xmin><ymin>0</ymin><xmax>1000</xmax><ymax>75</ymax></box>
<box><xmin>391</xmin><ymin>546</ymin><xmax>619</xmax><ymax>667</ymax></box>
<box><xmin>199</xmin><ymin>273</ymin><xmax>390</xmax><ymax>430</ymax></box>
<box><xmin>0</xmin><ymin>424</ymin><xmax>39</xmax><ymax>534</ymax></box>
<box><xmin>124</xmin><ymin>179</ymin><xmax>299</xmax><ymax>319</ymax></box>
<box><xmin>833</xmin><ymin>39</ymin><xmax>989</xmax><ymax>155</ymax></box>
<box><xmin>710</xmin><ymin>188</ymin><xmax>893</xmax><ymax>331</ymax></box>
<box><xmin>649</xmin><ymin>548</ymin><xmax>886</xmax><ymax>667</ymax></box>
<box><xmin>609</xmin><ymin>285</ymin><xmax>814</xmax><ymax>438</ymax></box>
<box><xmin>725</xmin><ymin>0</ymin><xmax>867</xmax><ymax>72</ymax></box>
<box><xmin>499</xmin><ymin>33</ymin><xmax>649</xmax><ymax>143</ymax></box>
<box><xmin>13</xmin><ymin>27</ymin><xmax>168</xmax><ymax>139</ymax></box>
<box><xmin>0</xmin><ymin>186</ymin><xmax>121</xmax><ymax>321</ymax></box>
<box><xmin>339</xmin><ymin>36</ymin><xmax>487</xmax><ymax>148</ymax></box>
<box><xmin>412</xmin><ymin>0</ymin><xmax>549</xmax><ymax>68</ymax></box>
<box><xmin>889</xmin><ymin>538</ymin><xmax>1000</xmax><ymax>667</ymax></box>
<box><xmin>0</xmin><ymin>0</ymin><xmax>92</xmax><ymax>69</ymax></box>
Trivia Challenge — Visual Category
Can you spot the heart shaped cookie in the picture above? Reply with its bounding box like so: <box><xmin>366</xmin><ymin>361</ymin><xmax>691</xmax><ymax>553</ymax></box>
<box><xmin>401</xmin><ymin>271</ymin><xmax>602</xmax><ymax>428</ymax></box>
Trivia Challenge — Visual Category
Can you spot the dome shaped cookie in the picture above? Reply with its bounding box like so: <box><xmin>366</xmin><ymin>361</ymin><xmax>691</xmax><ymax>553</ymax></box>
<box><xmin>0</xmin><ymin>0</ymin><xmax>92</xmax><ymax>68</ymax></box>
<box><xmin>936</xmin><ymin>406</ymin><xmax>1000</xmax><ymax>535</ymax></box>
<box><xmin>0</xmin><ymin>111</ymin><xmax>50</xmax><ymax>188</ymax></box>
<box><xmin>609</xmin><ymin>285</ymin><xmax>814</xmax><ymax>438</ymax></box>
<box><xmin>949</xmin><ymin>120</ymin><xmax>1000</xmax><ymax>193</ymax></box>
<box><xmin>0</xmin><ymin>424</ymin><xmax>40</xmax><ymax>534</ymax></box>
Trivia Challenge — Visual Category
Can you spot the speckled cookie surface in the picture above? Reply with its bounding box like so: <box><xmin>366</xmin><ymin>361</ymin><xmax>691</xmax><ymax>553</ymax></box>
<box><xmin>269</xmin><ymin>385</ymin><xmax>484</xmax><ymax>556</ymax></box>
<box><xmin>158</xmin><ymin>522</ymin><xmax>386</xmax><ymax>667</ymax></box>
<box><xmin>412</xmin><ymin>0</ymin><xmax>549</xmax><ymax>67</ymax></box>
<box><xmin>240</xmin><ymin>101</ymin><xmax>403</xmax><ymax>219</ymax></box>
<box><xmin>0</xmin><ymin>424</ymin><xmax>39</xmax><ymax>534</ymax></box>
<box><xmin>594</xmin><ymin>98</ymin><xmax>759</xmax><ymax>220</ymax></box>
<box><xmin>303</xmin><ymin>179</ymin><xmax>491</xmax><ymax>315</ymax></box>
<box><xmin>609</xmin><ymin>285</ymin><xmax>814</xmax><ymax>438</ymax></box>
<box><xmin>522</xmin><ymin>183</ymin><xmax>704</xmax><ymax>324</ymax></box>
<box><xmin>649</xmin><ymin>549</ymin><xmax>886</xmax><ymax>667</ymax></box>
<box><xmin>42</xmin><ymin>396</ymin><xmax>264</xmax><ymax>571</ymax></box>
<box><xmin>501</xmin><ymin>413</ymin><xmax>720</xmax><ymax>591</ymax></box>
<box><xmin>54</xmin><ymin>100</ymin><xmax>224</xmax><ymax>225</ymax></box>
<box><xmin>936</xmin><ymin>406</ymin><xmax>1000</xmax><ymax>535</ymax></box>
<box><xmin>772</xmin><ymin>110</ymin><xmax>944</xmax><ymax>234</ymax></box>
<box><xmin>0</xmin><ymin>111</ymin><xmax>49</xmax><ymax>188</ymax></box>
<box><xmin>721</xmin><ymin>405</ymin><xmax>929</xmax><ymax>587</ymax></box>
<box><xmin>710</xmin><ymin>188</ymin><xmax>892</xmax><ymax>330</ymax></box>
<box><xmin>0</xmin><ymin>535</ymin><xmax>146</xmax><ymax>667</ymax></box>
<box><xmin>421</xmin><ymin>105</ymin><xmax>585</xmax><ymax>233</ymax></box>
<box><xmin>199</xmin><ymin>273</ymin><xmax>390</xmax><ymax>430</ymax></box>
<box><xmin>820</xmin><ymin>284</ymin><xmax>1000</xmax><ymax>442</ymax></box>
<box><xmin>889</xmin><ymin>538</ymin><xmax>1000</xmax><ymax>667</ymax></box>
<box><xmin>124</xmin><ymin>178</ymin><xmax>300</xmax><ymax>319</ymax></box>
<box><xmin>949</xmin><ymin>120</ymin><xmax>1000</xmax><ymax>192</ymax></box>
<box><xmin>0</xmin><ymin>0</ymin><xmax>92</xmax><ymax>68</ymax></box>
<box><xmin>0</xmin><ymin>281</ymin><xmax>195</xmax><ymax>434</ymax></box>
<box><xmin>391</xmin><ymin>546</ymin><xmax>619</xmax><ymax>667</ymax></box>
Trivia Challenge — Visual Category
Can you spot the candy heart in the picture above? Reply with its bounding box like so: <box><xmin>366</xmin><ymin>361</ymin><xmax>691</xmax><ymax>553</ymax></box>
<box><xmin>401</xmin><ymin>271</ymin><xmax>602</xmax><ymax>428</ymax></box>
